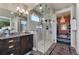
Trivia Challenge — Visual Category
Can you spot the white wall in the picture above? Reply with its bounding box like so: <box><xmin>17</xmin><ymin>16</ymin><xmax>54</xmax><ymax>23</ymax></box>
<box><xmin>76</xmin><ymin>3</ymin><xmax>79</xmax><ymax>54</ymax></box>
<box><xmin>52</xmin><ymin>14</ymin><xmax>57</xmax><ymax>43</ymax></box>
<box><xmin>0</xmin><ymin>8</ymin><xmax>13</xmax><ymax>18</ymax></box>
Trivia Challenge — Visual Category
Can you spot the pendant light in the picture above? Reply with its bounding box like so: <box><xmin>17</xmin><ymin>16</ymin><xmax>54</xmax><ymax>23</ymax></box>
<box><xmin>39</xmin><ymin>4</ymin><xmax>42</xmax><ymax>9</ymax></box>
<box><xmin>60</xmin><ymin>16</ymin><xmax>65</xmax><ymax>23</ymax></box>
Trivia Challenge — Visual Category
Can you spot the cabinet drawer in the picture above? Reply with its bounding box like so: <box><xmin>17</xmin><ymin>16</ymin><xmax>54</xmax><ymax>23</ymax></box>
<box><xmin>3</xmin><ymin>38</ymin><xmax>20</xmax><ymax>48</ymax></box>
<box><xmin>4</xmin><ymin>37</ymin><xmax>20</xmax><ymax>44</ymax></box>
<box><xmin>8</xmin><ymin>40</ymin><xmax>14</xmax><ymax>43</ymax></box>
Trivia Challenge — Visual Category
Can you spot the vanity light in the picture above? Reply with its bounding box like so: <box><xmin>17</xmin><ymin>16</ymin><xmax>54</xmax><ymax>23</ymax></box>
<box><xmin>16</xmin><ymin>6</ymin><xmax>20</xmax><ymax>11</ymax></box>
<box><xmin>24</xmin><ymin>10</ymin><xmax>29</xmax><ymax>14</ymax></box>
<box><xmin>24</xmin><ymin>8</ymin><xmax>30</xmax><ymax>14</ymax></box>
<box><xmin>21</xmin><ymin>9</ymin><xmax>25</xmax><ymax>13</ymax></box>
<box><xmin>15</xmin><ymin>6</ymin><xmax>30</xmax><ymax>17</ymax></box>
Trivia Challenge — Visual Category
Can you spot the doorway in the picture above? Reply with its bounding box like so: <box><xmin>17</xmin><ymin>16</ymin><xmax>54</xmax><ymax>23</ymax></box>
<box><xmin>56</xmin><ymin>11</ymin><xmax>71</xmax><ymax>45</ymax></box>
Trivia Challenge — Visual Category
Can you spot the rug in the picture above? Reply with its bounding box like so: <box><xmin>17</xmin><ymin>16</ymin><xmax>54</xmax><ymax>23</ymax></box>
<box><xmin>48</xmin><ymin>43</ymin><xmax>77</xmax><ymax>55</ymax></box>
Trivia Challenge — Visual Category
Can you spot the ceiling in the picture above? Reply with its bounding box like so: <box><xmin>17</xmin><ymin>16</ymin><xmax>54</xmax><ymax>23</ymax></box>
<box><xmin>24</xmin><ymin>3</ymin><xmax>38</xmax><ymax>9</ymax></box>
<box><xmin>24</xmin><ymin>3</ymin><xmax>74</xmax><ymax>16</ymax></box>
<box><xmin>0</xmin><ymin>3</ymin><xmax>74</xmax><ymax>12</ymax></box>
<box><xmin>24</xmin><ymin>3</ymin><xmax>74</xmax><ymax>10</ymax></box>
<box><xmin>0</xmin><ymin>3</ymin><xmax>74</xmax><ymax>18</ymax></box>
<box><xmin>47</xmin><ymin>3</ymin><xmax>74</xmax><ymax>10</ymax></box>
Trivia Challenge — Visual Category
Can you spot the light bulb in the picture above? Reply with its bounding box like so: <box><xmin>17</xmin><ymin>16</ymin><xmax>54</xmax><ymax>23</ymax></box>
<box><xmin>24</xmin><ymin>10</ymin><xmax>29</xmax><ymax>14</ymax></box>
<box><xmin>60</xmin><ymin>16</ymin><xmax>65</xmax><ymax>23</ymax></box>
<box><xmin>39</xmin><ymin>7</ymin><xmax>42</xmax><ymax>9</ymax></box>
<box><xmin>21</xmin><ymin>9</ymin><xmax>25</xmax><ymax>13</ymax></box>
<box><xmin>16</xmin><ymin>7</ymin><xmax>20</xmax><ymax>11</ymax></box>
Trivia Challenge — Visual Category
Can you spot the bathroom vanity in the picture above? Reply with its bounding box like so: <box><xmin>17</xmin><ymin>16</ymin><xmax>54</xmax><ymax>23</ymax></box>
<box><xmin>0</xmin><ymin>32</ymin><xmax>33</xmax><ymax>55</ymax></box>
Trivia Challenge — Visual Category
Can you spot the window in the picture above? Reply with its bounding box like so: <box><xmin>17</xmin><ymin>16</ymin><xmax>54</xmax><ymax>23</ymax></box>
<box><xmin>31</xmin><ymin>14</ymin><xmax>39</xmax><ymax>22</ymax></box>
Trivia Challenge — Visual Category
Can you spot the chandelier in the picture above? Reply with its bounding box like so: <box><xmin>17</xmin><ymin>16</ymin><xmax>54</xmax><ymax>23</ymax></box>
<box><xmin>60</xmin><ymin>16</ymin><xmax>65</xmax><ymax>23</ymax></box>
<box><xmin>11</xmin><ymin>6</ymin><xmax>30</xmax><ymax>18</ymax></box>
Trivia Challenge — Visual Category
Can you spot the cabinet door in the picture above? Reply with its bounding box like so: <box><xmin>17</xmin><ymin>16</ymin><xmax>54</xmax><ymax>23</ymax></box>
<box><xmin>27</xmin><ymin>35</ymin><xmax>33</xmax><ymax>49</ymax></box>
<box><xmin>20</xmin><ymin>36</ymin><xmax>28</xmax><ymax>54</ymax></box>
<box><xmin>20</xmin><ymin>35</ymin><xmax>33</xmax><ymax>54</ymax></box>
<box><xmin>0</xmin><ymin>40</ymin><xmax>4</xmax><ymax>54</ymax></box>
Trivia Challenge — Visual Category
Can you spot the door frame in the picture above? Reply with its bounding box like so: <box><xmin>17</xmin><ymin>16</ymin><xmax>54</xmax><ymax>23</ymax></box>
<box><xmin>55</xmin><ymin>6</ymin><xmax>73</xmax><ymax>47</ymax></box>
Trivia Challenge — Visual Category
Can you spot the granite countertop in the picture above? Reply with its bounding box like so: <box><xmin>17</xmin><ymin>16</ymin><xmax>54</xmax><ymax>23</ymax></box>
<box><xmin>0</xmin><ymin>32</ymin><xmax>33</xmax><ymax>40</ymax></box>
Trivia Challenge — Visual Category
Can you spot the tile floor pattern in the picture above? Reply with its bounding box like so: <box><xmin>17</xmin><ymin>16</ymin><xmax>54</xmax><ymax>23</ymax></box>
<box><xmin>29</xmin><ymin>43</ymin><xmax>77</xmax><ymax>55</ymax></box>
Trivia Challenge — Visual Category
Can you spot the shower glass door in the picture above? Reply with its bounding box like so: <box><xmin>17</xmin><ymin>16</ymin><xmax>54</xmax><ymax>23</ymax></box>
<box><xmin>34</xmin><ymin>3</ymin><xmax>53</xmax><ymax>54</ymax></box>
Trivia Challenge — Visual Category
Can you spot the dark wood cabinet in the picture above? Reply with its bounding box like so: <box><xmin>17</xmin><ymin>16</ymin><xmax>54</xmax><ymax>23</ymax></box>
<box><xmin>20</xmin><ymin>35</ymin><xmax>29</xmax><ymax>54</ymax></box>
<box><xmin>0</xmin><ymin>34</ymin><xmax>33</xmax><ymax>55</ymax></box>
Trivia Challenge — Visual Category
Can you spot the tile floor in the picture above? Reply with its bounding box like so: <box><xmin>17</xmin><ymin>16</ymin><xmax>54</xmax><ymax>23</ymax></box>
<box><xmin>37</xmin><ymin>40</ymin><xmax>52</xmax><ymax>53</ymax></box>
<box><xmin>49</xmin><ymin>43</ymin><xmax>77</xmax><ymax>55</ymax></box>
<box><xmin>28</xmin><ymin>43</ymin><xmax>77</xmax><ymax>55</ymax></box>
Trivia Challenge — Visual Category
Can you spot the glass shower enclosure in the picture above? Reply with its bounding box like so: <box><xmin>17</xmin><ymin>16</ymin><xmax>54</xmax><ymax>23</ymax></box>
<box><xmin>33</xmin><ymin>3</ymin><xmax>53</xmax><ymax>54</ymax></box>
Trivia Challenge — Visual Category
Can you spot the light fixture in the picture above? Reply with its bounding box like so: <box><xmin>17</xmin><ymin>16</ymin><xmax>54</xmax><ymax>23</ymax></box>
<box><xmin>16</xmin><ymin>6</ymin><xmax>20</xmax><ymax>11</ymax></box>
<box><xmin>24</xmin><ymin>10</ymin><xmax>29</xmax><ymax>14</ymax></box>
<box><xmin>39</xmin><ymin>4</ymin><xmax>42</xmax><ymax>9</ymax></box>
<box><xmin>21</xmin><ymin>9</ymin><xmax>25</xmax><ymax>13</ymax></box>
<box><xmin>60</xmin><ymin>16</ymin><xmax>65</xmax><ymax>23</ymax></box>
<box><xmin>39</xmin><ymin>7</ymin><xmax>42</xmax><ymax>9</ymax></box>
<box><xmin>12</xmin><ymin>6</ymin><xmax>30</xmax><ymax>18</ymax></box>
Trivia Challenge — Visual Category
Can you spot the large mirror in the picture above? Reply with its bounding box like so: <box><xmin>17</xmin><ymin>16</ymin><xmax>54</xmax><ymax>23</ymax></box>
<box><xmin>0</xmin><ymin>16</ymin><xmax>12</xmax><ymax>35</ymax></box>
<box><xmin>20</xmin><ymin>18</ymin><xmax>27</xmax><ymax>32</ymax></box>
<box><xmin>0</xmin><ymin>7</ymin><xmax>14</xmax><ymax>34</ymax></box>
<box><xmin>0</xmin><ymin>17</ymin><xmax>11</xmax><ymax>29</ymax></box>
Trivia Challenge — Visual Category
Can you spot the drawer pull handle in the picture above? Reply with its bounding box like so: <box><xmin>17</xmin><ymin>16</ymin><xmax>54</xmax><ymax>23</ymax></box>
<box><xmin>9</xmin><ymin>45</ymin><xmax>14</xmax><ymax>48</ymax></box>
<box><xmin>8</xmin><ymin>40</ymin><xmax>14</xmax><ymax>43</ymax></box>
